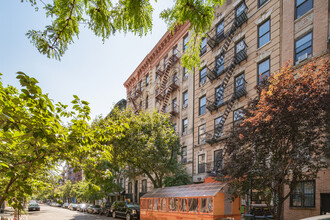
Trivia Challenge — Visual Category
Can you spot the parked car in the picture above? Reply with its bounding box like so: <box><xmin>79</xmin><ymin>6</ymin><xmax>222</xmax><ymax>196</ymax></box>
<box><xmin>28</xmin><ymin>203</ymin><xmax>40</xmax><ymax>211</ymax></box>
<box><xmin>87</xmin><ymin>205</ymin><xmax>101</xmax><ymax>214</ymax></box>
<box><xmin>110</xmin><ymin>201</ymin><xmax>140</xmax><ymax>220</ymax></box>
<box><xmin>68</xmin><ymin>203</ymin><xmax>78</xmax><ymax>210</ymax></box>
<box><xmin>99</xmin><ymin>203</ymin><xmax>112</xmax><ymax>216</ymax></box>
<box><xmin>77</xmin><ymin>203</ymin><xmax>89</xmax><ymax>212</ymax></box>
<box><xmin>62</xmin><ymin>203</ymin><xmax>70</xmax><ymax>208</ymax></box>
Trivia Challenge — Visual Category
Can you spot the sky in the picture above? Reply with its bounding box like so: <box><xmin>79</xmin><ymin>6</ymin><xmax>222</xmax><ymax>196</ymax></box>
<box><xmin>0</xmin><ymin>0</ymin><xmax>173</xmax><ymax>120</ymax></box>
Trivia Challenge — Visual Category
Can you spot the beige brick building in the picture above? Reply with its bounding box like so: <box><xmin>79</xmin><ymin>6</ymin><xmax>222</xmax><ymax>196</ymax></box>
<box><xmin>123</xmin><ymin>0</ymin><xmax>330</xmax><ymax>218</ymax></box>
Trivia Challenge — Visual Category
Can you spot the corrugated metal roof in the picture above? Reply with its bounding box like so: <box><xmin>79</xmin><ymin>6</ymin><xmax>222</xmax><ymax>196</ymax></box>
<box><xmin>141</xmin><ymin>182</ymin><xmax>226</xmax><ymax>198</ymax></box>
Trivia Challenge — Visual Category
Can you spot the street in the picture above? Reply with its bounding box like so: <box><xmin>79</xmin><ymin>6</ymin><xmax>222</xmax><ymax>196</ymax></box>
<box><xmin>28</xmin><ymin>204</ymin><xmax>116</xmax><ymax>220</ymax></box>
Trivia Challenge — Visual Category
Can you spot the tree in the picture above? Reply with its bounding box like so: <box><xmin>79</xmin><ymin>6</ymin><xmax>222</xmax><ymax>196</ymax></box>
<box><xmin>0</xmin><ymin>72</ymin><xmax>91</xmax><ymax>209</ymax></box>
<box><xmin>222</xmin><ymin>59</ymin><xmax>330</xmax><ymax>220</ymax></box>
<box><xmin>103</xmin><ymin>108</ymin><xmax>182</xmax><ymax>188</ymax></box>
<box><xmin>164</xmin><ymin>164</ymin><xmax>192</xmax><ymax>187</ymax></box>
<box><xmin>23</xmin><ymin>0</ymin><xmax>224</xmax><ymax>70</ymax></box>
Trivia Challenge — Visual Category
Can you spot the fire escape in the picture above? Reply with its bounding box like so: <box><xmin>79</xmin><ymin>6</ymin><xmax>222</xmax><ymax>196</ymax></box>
<box><xmin>129</xmin><ymin>87</ymin><xmax>142</xmax><ymax>113</ymax></box>
<box><xmin>155</xmin><ymin>50</ymin><xmax>180</xmax><ymax>113</ymax></box>
<box><xmin>205</xmin><ymin>2</ymin><xmax>249</xmax><ymax>144</ymax></box>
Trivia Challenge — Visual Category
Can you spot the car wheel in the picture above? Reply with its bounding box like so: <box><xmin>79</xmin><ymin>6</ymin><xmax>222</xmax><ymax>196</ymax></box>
<box><xmin>112</xmin><ymin>211</ymin><xmax>116</xmax><ymax>218</ymax></box>
<box><xmin>126</xmin><ymin>213</ymin><xmax>131</xmax><ymax>220</ymax></box>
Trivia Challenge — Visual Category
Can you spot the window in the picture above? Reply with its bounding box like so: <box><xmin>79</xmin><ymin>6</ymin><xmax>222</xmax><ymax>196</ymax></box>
<box><xmin>259</xmin><ymin>0</ymin><xmax>268</xmax><ymax>7</ymax></box>
<box><xmin>128</xmin><ymin>182</ymin><xmax>132</xmax><ymax>194</ymax></box>
<box><xmin>200</xmin><ymin>37</ymin><xmax>207</xmax><ymax>56</ymax></box>
<box><xmin>188</xmin><ymin>198</ymin><xmax>198</xmax><ymax>213</ymax></box>
<box><xmin>198</xmin><ymin>154</ymin><xmax>206</xmax><ymax>173</ymax></box>
<box><xmin>200</xmin><ymin>67</ymin><xmax>207</xmax><ymax>85</ymax></box>
<box><xmin>164</xmin><ymin>55</ymin><xmax>168</xmax><ymax>70</ymax></box>
<box><xmin>173</xmin><ymin>72</ymin><xmax>178</xmax><ymax>83</ymax></box>
<box><xmin>258</xmin><ymin>19</ymin><xmax>270</xmax><ymax>48</ymax></box>
<box><xmin>148</xmin><ymin>199</ymin><xmax>153</xmax><ymax>210</ymax></box>
<box><xmin>169</xmin><ymin>198</ymin><xmax>178</xmax><ymax>211</ymax></box>
<box><xmin>146</xmin><ymin>74</ymin><xmax>149</xmax><ymax>86</ymax></box>
<box><xmin>235</xmin><ymin>39</ymin><xmax>246</xmax><ymax>55</ymax></box>
<box><xmin>198</xmin><ymin>124</ymin><xmax>206</xmax><ymax>145</ymax></box>
<box><xmin>179</xmin><ymin>198</ymin><xmax>187</xmax><ymax>212</ymax></box>
<box><xmin>173</xmin><ymin>45</ymin><xmax>178</xmax><ymax>56</ymax></box>
<box><xmin>141</xmin><ymin>180</ymin><xmax>147</xmax><ymax>193</ymax></box>
<box><xmin>214</xmin><ymin>117</ymin><xmax>223</xmax><ymax>137</ymax></box>
<box><xmin>183</xmin><ymin>35</ymin><xmax>189</xmax><ymax>52</ymax></box>
<box><xmin>296</xmin><ymin>0</ymin><xmax>313</xmax><ymax>19</ymax></box>
<box><xmin>181</xmin><ymin>146</ymin><xmax>187</xmax><ymax>163</ymax></box>
<box><xmin>235</xmin><ymin>73</ymin><xmax>245</xmax><ymax>95</ymax></box>
<box><xmin>183</xmin><ymin>91</ymin><xmax>188</xmax><ymax>108</ymax></box>
<box><xmin>140</xmin><ymin>80</ymin><xmax>143</xmax><ymax>91</ymax></box>
<box><xmin>258</xmin><ymin>58</ymin><xmax>270</xmax><ymax>84</ymax></box>
<box><xmin>295</xmin><ymin>31</ymin><xmax>313</xmax><ymax>63</ymax></box>
<box><xmin>236</xmin><ymin>2</ymin><xmax>246</xmax><ymax>18</ymax></box>
<box><xmin>200</xmin><ymin>198</ymin><xmax>213</xmax><ymax>213</ymax></box>
<box><xmin>216</xmin><ymin>20</ymin><xmax>224</xmax><ymax>39</ymax></box>
<box><xmin>173</xmin><ymin>123</ymin><xmax>177</xmax><ymax>133</ymax></box>
<box><xmin>233</xmin><ymin>108</ymin><xmax>244</xmax><ymax>128</ymax></box>
<box><xmin>182</xmin><ymin>118</ymin><xmax>188</xmax><ymax>135</ymax></box>
<box><xmin>214</xmin><ymin>149</ymin><xmax>223</xmax><ymax>171</ymax></box>
<box><xmin>172</xmin><ymin>98</ymin><xmax>177</xmax><ymax>111</ymax></box>
<box><xmin>215</xmin><ymin>55</ymin><xmax>224</xmax><ymax>75</ymax></box>
<box><xmin>145</xmin><ymin>96</ymin><xmax>149</xmax><ymax>109</ymax></box>
<box><xmin>183</xmin><ymin>67</ymin><xmax>188</xmax><ymax>80</ymax></box>
<box><xmin>199</xmin><ymin>96</ymin><xmax>206</xmax><ymax>115</ymax></box>
<box><xmin>215</xmin><ymin>86</ymin><xmax>224</xmax><ymax>107</ymax></box>
<box><xmin>290</xmin><ymin>181</ymin><xmax>315</xmax><ymax>207</ymax></box>
<box><xmin>153</xmin><ymin>199</ymin><xmax>158</xmax><ymax>211</ymax></box>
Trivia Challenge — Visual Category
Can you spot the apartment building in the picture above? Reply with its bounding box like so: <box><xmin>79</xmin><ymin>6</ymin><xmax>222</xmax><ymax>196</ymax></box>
<box><xmin>123</xmin><ymin>0</ymin><xmax>330</xmax><ymax>218</ymax></box>
<box><xmin>123</xmin><ymin>22</ymin><xmax>194</xmax><ymax>203</ymax></box>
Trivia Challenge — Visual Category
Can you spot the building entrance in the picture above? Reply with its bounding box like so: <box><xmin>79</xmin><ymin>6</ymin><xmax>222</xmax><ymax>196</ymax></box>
<box><xmin>321</xmin><ymin>193</ymin><xmax>330</xmax><ymax>215</ymax></box>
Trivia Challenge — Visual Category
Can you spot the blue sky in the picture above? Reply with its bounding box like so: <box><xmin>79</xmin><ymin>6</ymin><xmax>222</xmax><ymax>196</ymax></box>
<box><xmin>0</xmin><ymin>0</ymin><xmax>172</xmax><ymax>120</ymax></box>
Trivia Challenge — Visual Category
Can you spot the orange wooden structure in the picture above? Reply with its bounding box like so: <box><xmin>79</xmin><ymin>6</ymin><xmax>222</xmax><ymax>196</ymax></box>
<box><xmin>140</xmin><ymin>182</ymin><xmax>241</xmax><ymax>220</ymax></box>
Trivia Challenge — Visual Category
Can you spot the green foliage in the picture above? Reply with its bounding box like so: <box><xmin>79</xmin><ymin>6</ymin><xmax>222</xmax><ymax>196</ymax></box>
<box><xmin>164</xmin><ymin>164</ymin><xmax>192</xmax><ymax>187</ymax></box>
<box><xmin>23</xmin><ymin>0</ymin><xmax>224</xmax><ymax>69</ymax></box>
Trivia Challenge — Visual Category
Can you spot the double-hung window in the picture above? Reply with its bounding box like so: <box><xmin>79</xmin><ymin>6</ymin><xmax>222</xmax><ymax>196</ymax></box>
<box><xmin>215</xmin><ymin>86</ymin><xmax>223</xmax><ymax>107</ymax></box>
<box><xmin>258</xmin><ymin>58</ymin><xmax>270</xmax><ymax>84</ymax></box>
<box><xmin>236</xmin><ymin>2</ymin><xmax>246</xmax><ymax>18</ymax></box>
<box><xmin>290</xmin><ymin>181</ymin><xmax>315</xmax><ymax>207</ymax></box>
<box><xmin>198</xmin><ymin>154</ymin><xmax>206</xmax><ymax>173</ymax></box>
<box><xmin>182</xmin><ymin>118</ymin><xmax>188</xmax><ymax>135</ymax></box>
<box><xmin>258</xmin><ymin>19</ymin><xmax>270</xmax><ymax>48</ymax></box>
<box><xmin>214</xmin><ymin>117</ymin><xmax>223</xmax><ymax>138</ymax></box>
<box><xmin>183</xmin><ymin>67</ymin><xmax>188</xmax><ymax>80</ymax></box>
<box><xmin>216</xmin><ymin>20</ymin><xmax>224</xmax><ymax>40</ymax></box>
<box><xmin>183</xmin><ymin>91</ymin><xmax>188</xmax><ymax>108</ymax></box>
<box><xmin>200</xmin><ymin>38</ymin><xmax>207</xmax><ymax>56</ymax></box>
<box><xmin>145</xmin><ymin>96</ymin><xmax>149</xmax><ymax>109</ymax></box>
<box><xmin>183</xmin><ymin>35</ymin><xmax>189</xmax><ymax>52</ymax></box>
<box><xmin>295</xmin><ymin>31</ymin><xmax>313</xmax><ymax>63</ymax></box>
<box><xmin>233</xmin><ymin>108</ymin><xmax>244</xmax><ymax>128</ymax></box>
<box><xmin>181</xmin><ymin>146</ymin><xmax>187</xmax><ymax>163</ymax></box>
<box><xmin>199</xmin><ymin>96</ymin><xmax>206</xmax><ymax>115</ymax></box>
<box><xmin>296</xmin><ymin>0</ymin><xmax>313</xmax><ymax>19</ymax></box>
<box><xmin>214</xmin><ymin>149</ymin><xmax>223</xmax><ymax>171</ymax></box>
<box><xmin>215</xmin><ymin>55</ymin><xmax>224</xmax><ymax>75</ymax></box>
<box><xmin>141</xmin><ymin>180</ymin><xmax>147</xmax><ymax>193</ymax></box>
<box><xmin>146</xmin><ymin>74</ymin><xmax>149</xmax><ymax>86</ymax></box>
<box><xmin>200</xmin><ymin>67</ymin><xmax>207</xmax><ymax>86</ymax></box>
<box><xmin>235</xmin><ymin>73</ymin><xmax>245</xmax><ymax>96</ymax></box>
<box><xmin>198</xmin><ymin>124</ymin><xmax>206</xmax><ymax>145</ymax></box>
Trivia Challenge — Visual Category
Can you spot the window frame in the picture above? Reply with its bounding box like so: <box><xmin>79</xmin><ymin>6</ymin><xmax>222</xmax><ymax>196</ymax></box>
<box><xmin>234</xmin><ymin>72</ymin><xmax>245</xmax><ymax>95</ymax></box>
<box><xmin>181</xmin><ymin>146</ymin><xmax>187</xmax><ymax>164</ymax></box>
<box><xmin>233</xmin><ymin>108</ymin><xmax>244</xmax><ymax>128</ymax></box>
<box><xmin>258</xmin><ymin>58</ymin><xmax>271</xmax><ymax>84</ymax></box>
<box><xmin>213</xmin><ymin>149</ymin><xmax>223</xmax><ymax>171</ymax></box>
<box><xmin>183</xmin><ymin>35</ymin><xmax>189</xmax><ymax>52</ymax></box>
<box><xmin>294</xmin><ymin>31</ymin><xmax>313</xmax><ymax>64</ymax></box>
<box><xmin>182</xmin><ymin>118</ymin><xmax>188</xmax><ymax>135</ymax></box>
<box><xmin>199</xmin><ymin>95</ymin><xmax>206</xmax><ymax>116</ymax></box>
<box><xmin>183</xmin><ymin>67</ymin><xmax>188</xmax><ymax>80</ymax></box>
<box><xmin>258</xmin><ymin>0</ymin><xmax>268</xmax><ymax>8</ymax></box>
<box><xmin>183</xmin><ymin>91</ymin><xmax>188</xmax><ymax>108</ymax></box>
<box><xmin>145</xmin><ymin>95</ymin><xmax>149</xmax><ymax>109</ymax></box>
<box><xmin>200</xmin><ymin>37</ymin><xmax>207</xmax><ymax>56</ymax></box>
<box><xmin>141</xmin><ymin>179</ymin><xmax>147</xmax><ymax>193</ymax></box>
<box><xmin>258</xmin><ymin>19</ymin><xmax>270</xmax><ymax>48</ymax></box>
<box><xmin>290</xmin><ymin>180</ymin><xmax>315</xmax><ymax>208</ymax></box>
<box><xmin>198</xmin><ymin>154</ymin><xmax>206</xmax><ymax>174</ymax></box>
<box><xmin>295</xmin><ymin>0</ymin><xmax>313</xmax><ymax>20</ymax></box>
<box><xmin>199</xmin><ymin>67</ymin><xmax>207</xmax><ymax>86</ymax></box>
<box><xmin>198</xmin><ymin>124</ymin><xmax>206</xmax><ymax>145</ymax></box>
<box><xmin>215</xmin><ymin>20</ymin><xmax>224</xmax><ymax>39</ymax></box>
<box><xmin>146</xmin><ymin>74</ymin><xmax>149</xmax><ymax>86</ymax></box>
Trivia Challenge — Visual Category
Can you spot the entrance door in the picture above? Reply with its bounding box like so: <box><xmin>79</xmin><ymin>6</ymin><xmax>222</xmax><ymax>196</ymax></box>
<box><xmin>134</xmin><ymin>180</ymin><xmax>138</xmax><ymax>203</ymax></box>
<box><xmin>321</xmin><ymin>194</ymin><xmax>330</xmax><ymax>215</ymax></box>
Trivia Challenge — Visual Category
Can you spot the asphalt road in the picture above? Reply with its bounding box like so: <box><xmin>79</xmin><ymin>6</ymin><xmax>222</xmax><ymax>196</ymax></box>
<box><xmin>28</xmin><ymin>204</ymin><xmax>117</xmax><ymax>220</ymax></box>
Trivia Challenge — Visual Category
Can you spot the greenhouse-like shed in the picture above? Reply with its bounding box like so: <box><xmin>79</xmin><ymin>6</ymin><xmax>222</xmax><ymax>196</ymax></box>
<box><xmin>140</xmin><ymin>182</ymin><xmax>241</xmax><ymax>220</ymax></box>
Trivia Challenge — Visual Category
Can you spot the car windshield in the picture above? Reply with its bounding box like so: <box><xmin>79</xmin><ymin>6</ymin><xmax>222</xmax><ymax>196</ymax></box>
<box><xmin>72</xmin><ymin>204</ymin><xmax>77</xmax><ymax>207</ymax></box>
<box><xmin>127</xmin><ymin>204</ymin><xmax>140</xmax><ymax>209</ymax></box>
<box><xmin>29</xmin><ymin>203</ymin><xmax>38</xmax><ymax>207</ymax></box>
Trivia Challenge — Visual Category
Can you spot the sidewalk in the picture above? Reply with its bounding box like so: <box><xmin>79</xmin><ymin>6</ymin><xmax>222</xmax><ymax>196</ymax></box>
<box><xmin>0</xmin><ymin>207</ymin><xmax>29</xmax><ymax>220</ymax></box>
